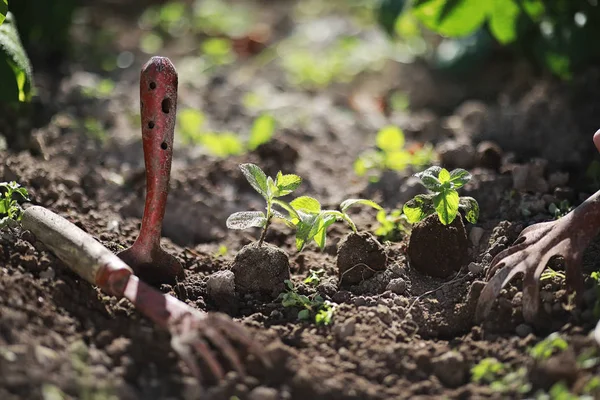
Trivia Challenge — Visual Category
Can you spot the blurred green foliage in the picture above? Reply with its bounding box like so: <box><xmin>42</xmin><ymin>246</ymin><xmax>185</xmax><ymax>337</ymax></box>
<box><xmin>177</xmin><ymin>109</ymin><xmax>275</xmax><ymax>157</ymax></box>
<box><xmin>379</xmin><ymin>0</ymin><xmax>600</xmax><ymax>79</ymax></box>
<box><xmin>0</xmin><ymin>12</ymin><xmax>33</xmax><ymax>102</ymax></box>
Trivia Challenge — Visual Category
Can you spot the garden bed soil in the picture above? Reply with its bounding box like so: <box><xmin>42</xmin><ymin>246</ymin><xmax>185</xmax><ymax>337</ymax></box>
<box><xmin>1</xmin><ymin>1</ymin><xmax>600</xmax><ymax>399</ymax></box>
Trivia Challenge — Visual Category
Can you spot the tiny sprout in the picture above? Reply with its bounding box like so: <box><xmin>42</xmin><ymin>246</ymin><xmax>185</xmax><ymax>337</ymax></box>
<box><xmin>226</xmin><ymin>164</ymin><xmax>301</xmax><ymax>246</ymax></box>
<box><xmin>303</xmin><ymin>268</ymin><xmax>325</xmax><ymax>286</ymax></box>
<box><xmin>529</xmin><ymin>333</ymin><xmax>568</xmax><ymax>360</ymax></box>
<box><xmin>287</xmin><ymin>197</ymin><xmax>382</xmax><ymax>251</ymax></box>
<box><xmin>403</xmin><ymin>166</ymin><xmax>479</xmax><ymax>225</ymax></box>
<box><xmin>277</xmin><ymin>279</ymin><xmax>334</xmax><ymax>325</ymax></box>
<box><xmin>0</xmin><ymin>181</ymin><xmax>30</xmax><ymax>228</ymax></box>
<box><xmin>374</xmin><ymin>209</ymin><xmax>411</xmax><ymax>242</ymax></box>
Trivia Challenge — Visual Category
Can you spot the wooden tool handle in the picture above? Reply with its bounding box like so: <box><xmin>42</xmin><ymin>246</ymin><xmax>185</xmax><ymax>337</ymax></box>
<box><xmin>22</xmin><ymin>206</ymin><xmax>133</xmax><ymax>294</ymax></box>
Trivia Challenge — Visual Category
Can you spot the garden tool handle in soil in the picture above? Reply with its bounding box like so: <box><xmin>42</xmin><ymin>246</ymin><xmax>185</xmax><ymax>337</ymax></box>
<box><xmin>21</xmin><ymin>205</ymin><xmax>133</xmax><ymax>297</ymax></box>
<box><xmin>137</xmin><ymin>56</ymin><xmax>178</xmax><ymax>250</ymax></box>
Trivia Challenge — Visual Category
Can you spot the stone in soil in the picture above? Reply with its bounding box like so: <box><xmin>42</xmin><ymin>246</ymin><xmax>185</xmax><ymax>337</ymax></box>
<box><xmin>206</xmin><ymin>270</ymin><xmax>237</xmax><ymax>313</ymax></box>
<box><xmin>407</xmin><ymin>213</ymin><xmax>469</xmax><ymax>278</ymax></box>
<box><xmin>337</xmin><ymin>231</ymin><xmax>387</xmax><ymax>286</ymax></box>
<box><xmin>231</xmin><ymin>242</ymin><xmax>290</xmax><ymax>297</ymax></box>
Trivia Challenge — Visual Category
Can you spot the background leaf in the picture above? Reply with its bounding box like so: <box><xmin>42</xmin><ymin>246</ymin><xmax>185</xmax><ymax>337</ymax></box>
<box><xmin>434</xmin><ymin>189</ymin><xmax>459</xmax><ymax>225</ymax></box>
<box><xmin>0</xmin><ymin>13</ymin><xmax>34</xmax><ymax>102</ymax></box>
<box><xmin>0</xmin><ymin>0</ymin><xmax>7</xmax><ymax>26</ymax></box>
<box><xmin>376</xmin><ymin>126</ymin><xmax>405</xmax><ymax>152</ymax></box>
<box><xmin>248</xmin><ymin>114</ymin><xmax>276</xmax><ymax>150</ymax></box>
<box><xmin>239</xmin><ymin>163</ymin><xmax>268</xmax><ymax>198</ymax></box>
<box><xmin>488</xmin><ymin>0</ymin><xmax>519</xmax><ymax>44</ymax></box>
<box><xmin>413</xmin><ymin>0</ymin><xmax>489</xmax><ymax>37</ymax></box>
<box><xmin>226</xmin><ymin>211</ymin><xmax>267</xmax><ymax>230</ymax></box>
<box><xmin>340</xmin><ymin>198</ymin><xmax>382</xmax><ymax>213</ymax></box>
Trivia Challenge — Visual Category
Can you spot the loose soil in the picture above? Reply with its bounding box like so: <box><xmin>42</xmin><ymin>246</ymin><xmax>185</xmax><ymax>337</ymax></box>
<box><xmin>1</xmin><ymin>1</ymin><xmax>600</xmax><ymax>399</ymax></box>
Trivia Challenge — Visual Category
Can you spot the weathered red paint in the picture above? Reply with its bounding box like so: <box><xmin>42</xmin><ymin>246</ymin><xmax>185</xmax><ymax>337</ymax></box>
<box><xmin>118</xmin><ymin>56</ymin><xmax>184</xmax><ymax>285</ymax></box>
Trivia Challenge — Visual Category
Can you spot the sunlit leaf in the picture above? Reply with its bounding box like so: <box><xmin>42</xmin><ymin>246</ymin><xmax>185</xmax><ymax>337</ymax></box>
<box><xmin>225</xmin><ymin>211</ymin><xmax>267</xmax><ymax>230</ymax></box>
<box><xmin>0</xmin><ymin>13</ymin><xmax>34</xmax><ymax>102</ymax></box>
<box><xmin>489</xmin><ymin>0</ymin><xmax>519</xmax><ymax>44</ymax></box>
<box><xmin>239</xmin><ymin>163</ymin><xmax>268</xmax><ymax>198</ymax></box>
<box><xmin>434</xmin><ymin>189</ymin><xmax>459</xmax><ymax>225</ymax></box>
<box><xmin>290</xmin><ymin>196</ymin><xmax>321</xmax><ymax>214</ymax></box>
<box><xmin>438</xmin><ymin>168</ymin><xmax>451</xmax><ymax>183</ymax></box>
<box><xmin>275</xmin><ymin>172</ymin><xmax>301</xmax><ymax>196</ymax></box>
<box><xmin>412</xmin><ymin>0</ymin><xmax>489</xmax><ymax>37</ymax></box>
<box><xmin>449</xmin><ymin>168</ymin><xmax>471</xmax><ymax>188</ymax></box>
<box><xmin>459</xmin><ymin>196</ymin><xmax>479</xmax><ymax>223</ymax></box>
<box><xmin>402</xmin><ymin>194</ymin><xmax>435</xmax><ymax>223</ymax></box>
<box><xmin>340</xmin><ymin>199</ymin><xmax>382</xmax><ymax>213</ymax></box>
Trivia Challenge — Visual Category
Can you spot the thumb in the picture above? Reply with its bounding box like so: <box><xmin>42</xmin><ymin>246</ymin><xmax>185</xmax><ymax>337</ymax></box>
<box><xmin>594</xmin><ymin>129</ymin><xmax>600</xmax><ymax>153</ymax></box>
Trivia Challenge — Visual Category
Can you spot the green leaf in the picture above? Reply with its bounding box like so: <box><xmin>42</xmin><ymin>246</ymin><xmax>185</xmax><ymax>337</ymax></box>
<box><xmin>415</xmin><ymin>166</ymin><xmax>442</xmax><ymax>180</ymax></box>
<box><xmin>200</xmin><ymin>132</ymin><xmax>244</xmax><ymax>157</ymax></box>
<box><xmin>295</xmin><ymin>212</ymin><xmax>321</xmax><ymax>251</ymax></box>
<box><xmin>0</xmin><ymin>13</ymin><xmax>34</xmax><ymax>102</ymax></box>
<box><xmin>290</xmin><ymin>196</ymin><xmax>321</xmax><ymax>214</ymax></box>
<box><xmin>0</xmin><ymin>0</ymin><xmax>7</xmax><ymax>27</ymax></box>
<box><xmin>402</xmin><ymin>194</ymin><xmax>435</xmax><ymax>223</ymax></box>
<box><xmin>239</xmin><ymin>163</ymin><xmax>269</xmax><ymax>198</ymax></box>
<box><xmin>420</xmin><ymin>174</ymin><xmax>441</xmax><ymax>192</ymax></box>
<box><xmin>273</xmin><ymin>199</ymin><xmax>299</xmax><ymax>220</ymax></box>
<box><xmin>313</xmin><ymin>214</ymin><xmax>337</xmax><ymax>250</ymax></box>
<box><xmin>226</xmin><ymin>211</ymin><xmax>267</xmax><ymax>230</ymax></box>
<box><xmin>376</xmin><ymin>126</ymin><xmax>404</xmax><ymax>152</ymax></box>
<box><xmin>297</xmin><ymin>309</ymin><xmax>310</xmax><ymax>320</ymax></box>
<box><xmin>488</xmin><ymin>0</ymin><xmax>520</xmax><ymax>44</ymax></box>
<box><xmin>413</xmin><ymin>0</ymin><xmax>489</xmax><ymax>37</ymax></box>
<box><xmin>275</xmin><ymin>172</ymin><xmax>302</xmax><ymax>196</ymax></box>
<box><xmin>340</xmin><ymin>199</ymin><xmax>382</xmax><ymax>213</ymax></box>
<box><xmin>459</xmin><ymin>196</ymin><xmax>479</xmax><ymax>223</ymax></box>
<box><xmin>544</xmin><ymin>52</ymin><xmax>572</xmax><ymax>80</ymax></box>
<box><xmin>248</xmin><ymin>114</ymin><xmax>276</xmax><ymax>150</ymax></box>
<box><xmin>177</xmin><ymin>109</ymin><xmax>205</xmax><ymax>143</ymax></box>
<box><xmin>434</xmin><ymin>189</ymin><xmax>459</xmax><ymax>225</ymax></box>
<box><xmin>449</xmin><ymin>168</ymin><xmax>471</xmax><ymax>188</ymax></box>
<box><xmin>378</xmin><ymin>0</ymin><xmax>406</xmax><ymax>36</ymax></box>
<box><xmin>522</xmin><ymin>0</ymin><xmax>545</xmax><ymax>21</ymax></box>
<box><xmin>438</xmin><ymin>168</ymin><xmax>451</xmax><ymax>183</ymax></box>
<box><xmin>0</xmin><ymin>200</ymin><xmax>6</xmax><ymax>214</ymax></box>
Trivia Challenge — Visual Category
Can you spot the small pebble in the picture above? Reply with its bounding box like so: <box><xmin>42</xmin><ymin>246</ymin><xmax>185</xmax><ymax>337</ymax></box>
<box><xmin>248</xmin><ymin>387</ymin><xmax>278</xmax><ymax>400</ymax></box>
<box><xmin>386</xmin><ymin>278</ymin><xmax>407</xmax><ymax>295</ymax></box>
<box><xmin>468</xmin><ymin>262</ymin><xmax>483</xmax><ymax>275</ymax></box>
<box><xmin>432</xmin><ymin>351</ymin><xmax>467</xmax><ymax>387</ymax></box>
<box><xmin>515</xmin><ymin>323</ymin><xmax>533</xmax><ymax>337</ymax></box>
<box><xmin>39</xmin><ymin>268</ymin><xmax>55</xmax><ymax>280</ymax></box>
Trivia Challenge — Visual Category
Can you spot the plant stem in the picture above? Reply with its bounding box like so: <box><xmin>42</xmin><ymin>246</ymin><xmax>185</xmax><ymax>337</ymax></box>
<box><xmin>341</xmin><ymin>213</ymin><xmax>357</xmax><ymax>233</ymax></box>
<box><xmin>258</xmin><ymin>199</ymin><xmax>273</xmax><ymax>246</ymax></box>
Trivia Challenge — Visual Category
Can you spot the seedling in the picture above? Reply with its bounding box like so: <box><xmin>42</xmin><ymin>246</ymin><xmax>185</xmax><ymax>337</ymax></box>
<box><xmin>549</xmin><ymin>200</ymin><xmax>572</xmax><ymax>219</ymax></box>
<box><xmin>0</xmin><ymin>181</ymin><xmax>29</xmax><ymax>227</ymax></box>
<box><xmin>470</xmin><ymin>358</ymin><xmax>530</xmax><ymax>394</ymax></box>
<box><xmin>354</xmin><ymin>126</ymin><xmax>436</xmax><ymax>180</ymax></box>
<box><xmin>374</xmin><ymin>209</ymin><xmax>411</xmax><ymax>242</ymax></box>
<box><xmin>303</xmin><ymin>268</ymin><xmax>326</xmax><ymax>286</ymax></box>
<box><xmin>403</xmin><ymin>166</ymin><xmax>479</xmax><ymax>225</ymax></box>
<box><xmin>287</xmin><ymin>197</ymin><xmax>382</xmax><ymax>251</ymax></box>
<box><xmin>226</xmin><ymin>163</ymin><xmax>301</xmax><ymax>246</ymax></box>
<box><xmin>278</xmin><ymin>279</ymin><xmax>334</xmax><ymax>325</ymax></box>
<box><xmin>529</xmin><ymin>333</ymin><xmax>568</xmax><ymax>360</ymax></box>
<box><xmin>590</xmin><ymin>271</ymin><xmax>600</xmax><ymax>318</ymax></box>
<box><xmin>540</xmin><ymin>267</ymin><xmax>566</xmax><ymax>282</ymax></box>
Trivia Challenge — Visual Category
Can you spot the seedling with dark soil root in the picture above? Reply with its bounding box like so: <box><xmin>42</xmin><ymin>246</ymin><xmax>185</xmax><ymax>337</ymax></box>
<box><xmin>226</xmin><ymin>163</ymin><xmax>300</xmax><ymax>296</ymax></box>
<box><xmin>278</xmin><ymin>279</ymin><xmax>334</xmax><ymax>325</ymax></box>
<box><xmin>0</xmin><ymin>181</ymin><xmax>29</xmax><ymax>228</ymax></box>
<box><xmin>226</xmin><ymin>163</ymin><xmax>301</xmax><ymax>245</ymax></box>
<box><xmin>404</xmin><ymin>166</ymin><xmax>479</xmax><ymax>278</ymax></box>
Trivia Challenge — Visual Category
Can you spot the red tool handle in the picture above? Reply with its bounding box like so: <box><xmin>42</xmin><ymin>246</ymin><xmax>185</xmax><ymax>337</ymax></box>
<box><xmin>136</xmin><ymin>57</ymin><xmax>179</xmax><ymax>250</ymax></box>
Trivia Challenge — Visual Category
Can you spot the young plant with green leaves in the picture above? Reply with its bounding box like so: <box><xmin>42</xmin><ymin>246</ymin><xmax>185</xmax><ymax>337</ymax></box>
<box><xmin>403</xmin><ymin>166</ymin><xmax>479</xmax><ymax>225</ymax></box>
<box><xmin>226</xmin><ymin>164</ymin><xmax>301</xmax><ymax>246</ymax></box>
<box><xmin>529</xmin><ymin>333</ymin><xmax>568</xmax><ymax>360</ymax></box>
<box><xmin>0</xmin><ymin>181</ymin><xmax>29</xmax><ymax>227</ymax></box>
<box><xmin>288</xmin><ymin>197</ymin><xmax>382</xmax><ymax>251</ymax></box>
<box><xmin>374</xmin><ymin>208</ymin><xmax>411</xmax><ymax>242</ymax></box>
<box><xmin>278</xmin><ymin>279</ymin><xmax>334</xmax><ymax>325</ymax></box>
<box><xmin>303</xmin><ymin>268</ymin><xmax>326</xmax><ymax>286</ymax></box>
<box><xmin>0</xmin><ymin>12</ymin><xmax>34</xmax><ymax>103</ymax></box>
<box><xmin>354</xmin><ymin>126</ymin><xmax>436</xmax><ymax>179</ymax></box>
<box><xmin>470</xmin><ymin>357</ymin><xmax>530</xmax><ymax>395</ymax></box>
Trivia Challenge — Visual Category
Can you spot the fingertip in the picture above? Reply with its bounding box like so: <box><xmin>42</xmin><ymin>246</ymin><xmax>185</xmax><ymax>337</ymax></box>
<box><xmin>593</xmin><ymin>129</ymin><xmax>600</xmax><ymax>153</ymax></box>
